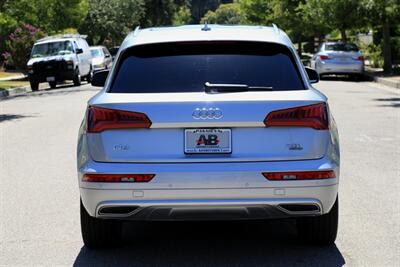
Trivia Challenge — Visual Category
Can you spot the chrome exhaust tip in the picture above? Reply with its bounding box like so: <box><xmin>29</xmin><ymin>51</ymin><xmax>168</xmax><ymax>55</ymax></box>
<box><xmin>98</xmin><ymin>206</ymin><xmax>139</xmax><ymax>216</ymax></box>
<box><xmin>278</xmin><ymin>203</ymin><xmax>321</xmax><ymax>215</ymax></box>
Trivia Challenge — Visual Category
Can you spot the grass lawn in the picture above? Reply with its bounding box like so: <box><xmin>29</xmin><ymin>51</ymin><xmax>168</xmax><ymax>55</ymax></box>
<box><xmin>0</xmin><ymin>80</ymin><xmax>29</xmax><ymax>90</ymax></box>
<box><xmin>0</xmin><ymin>71</ymin><xmax>24</xmax><ymax>79</ymax></box>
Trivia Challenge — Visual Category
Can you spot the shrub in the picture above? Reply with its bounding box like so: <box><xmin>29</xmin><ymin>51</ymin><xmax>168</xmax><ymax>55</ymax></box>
<box><xmin>2</xmin><ymin>24</ymin><xmax>46</xmax><ymax>71</ymax></box>
<box><xmin>359</xmin><ymin>42</ymin><xmax>383</xmax><ymax>68</ymax></box>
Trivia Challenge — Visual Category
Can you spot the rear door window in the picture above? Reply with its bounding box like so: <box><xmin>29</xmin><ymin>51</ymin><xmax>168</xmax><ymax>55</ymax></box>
<box><xmin>110</xmin><ymin>41</ymin><xmax>305</xmax><ymax>93</ymax></box>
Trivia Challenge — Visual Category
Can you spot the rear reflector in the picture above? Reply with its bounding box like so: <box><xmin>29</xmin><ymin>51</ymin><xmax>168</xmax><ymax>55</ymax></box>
<box><xmin>87</xmin><ymin>106</ymin><xmax>151</xmax><ymax>133</ymax></box>
<box><xmin>264</xmin><ymin>103</ymin><xmax>328</xmax><ymax>130</ymax></box>
<box><xmin>262</xmin><ymin>171</ymin><xmax>335</xmax><ymax>181</ymax></box>
<box><xmin>83</xmin><ymin>174</ymin><xmax>155</xmax><ymax>182</ymax></box>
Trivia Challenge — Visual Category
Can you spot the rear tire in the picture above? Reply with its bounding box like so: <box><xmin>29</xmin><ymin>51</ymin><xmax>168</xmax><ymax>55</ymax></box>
<box><xmin>297</xmin><ymin>196</ymin><xmax>338</xmax><ymax>245</ymax></box>
<box><xmin>73</xmin><ymin>69</ymin><xmax>81</xmax><ymax>86</ymax></box>
<box><xmin>30</xmin><ymin>81</ymin><xmax>39</xmax><ymax>91</ymax></box>
<box><xmin>85</xmin><ymin>67</ymin><xmax>93</xmax><ymax>83</ymax></box>
<box><xmin>351</xmin><ymin>74</ymin><xmax>364</xmax><ymax>81</ymax></box>
<box><xmin>49</xmin><ymin>81</ymin><xmax>57</xmax><ymax>89</ymax></box>
<box><xmin>80</xmin><ymin>200</ymin><xmax>122</xmax><ymax>249</ymax></box>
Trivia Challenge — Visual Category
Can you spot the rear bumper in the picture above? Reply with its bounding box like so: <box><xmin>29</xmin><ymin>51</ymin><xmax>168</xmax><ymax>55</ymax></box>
<box><xmin>78</xmin><ymin>155</ymin><xmax>340</xmax><ymax>220</ymax></box>
<box><xmin>317</xmin><ymin>61</ymin><xmax>364</xmax><ymax>75</ymax></box>
<box><xmin>81</xmin><ymin>185</ymin><xmax>337</xmax><ymax>221</ymax></box>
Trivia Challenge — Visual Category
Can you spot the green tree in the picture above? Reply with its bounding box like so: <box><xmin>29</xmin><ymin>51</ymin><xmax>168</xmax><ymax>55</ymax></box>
<box><xmin>201</xmin><ymin>3</ymin><xmax>241</xmax><ymax>24</ymax></box>
<box><xmin>173</xmin><ymin>4</ymin><xmax>192</xmax><ymax>25</ymax></box>
<box><xmin>140</xmin><ymin>0</ymin><xmax>177</xmax><ymax>27</ymax></box>
<box><xmin>297</xmin><ymin>0</ymin><xmax>331</xmax><ymax>38</ymax></box>
<box><xmin>79</xmin><ymin>0</ymin><xmax>145</xmax><ymax>46</ymax></box>
<box><xmin>237</xmin><ymin>0</ymin><xmax>273</xmax><ymax>25</ymax></box>
<box><xmin>1</xmin><ymin>0</ymin><xmax>88</xmax><ymax>34</ymax></box>
<box><xmin>189</xmin><ymin>0</ymin><xmax>221</xmax><ymax>23</ymax></box>
<box><xmin>321</xmin><ymin>0</ymin><xmax>366</xmax><ymax>43</ymax></box>
<box><xmin>299</xmin><ymin>0</ymin><xmax>367</xmax><ymax>43</ymax></box>
<box><xmin>39</xmin><ymin>0</ymin><xmax>89</xmax><ymax>33</ymax></box>
<box><xmin>365</xmin><ymin>0</ymin><xmax>400</xmax><ymax>72</ymax></box>
<box><xmin>270</xmin><ymin>0</ymin><xmax>308</xmax><ymax>55</ymax></box>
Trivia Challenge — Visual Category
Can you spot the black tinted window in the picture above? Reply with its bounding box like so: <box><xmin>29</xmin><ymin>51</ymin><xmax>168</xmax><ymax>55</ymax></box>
<box><xmin>110</xmin><ymin>42</ymin><xmax>305</xmax><ymax>93</ymax></box>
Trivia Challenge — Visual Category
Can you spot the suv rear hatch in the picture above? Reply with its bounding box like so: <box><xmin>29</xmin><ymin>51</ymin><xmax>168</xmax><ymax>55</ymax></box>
<box><xmin>87</xmin><ymin>41</ymin><xmax>329</xmax><ymax>163</ymax></box>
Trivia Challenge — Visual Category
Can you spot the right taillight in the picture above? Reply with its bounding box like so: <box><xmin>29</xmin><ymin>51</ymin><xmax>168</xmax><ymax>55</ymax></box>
<box><xmin>262</xmin><ymin>170</ymin><xmax>335</xmax><ymax>181</ymax></box>
<box><xmin>264</xmin><ymin>103</ymin><xmax>328</xmax><ymax>130</ymax></box>
<box><xmin>87</xmin><ymin>106</ymin><xmax>151</xmax><ymax>133</ymax></box>
<box><xmin>319</xmin><ymin>55</ymin><xmax>331</xmax><ymax>60</ymax></box>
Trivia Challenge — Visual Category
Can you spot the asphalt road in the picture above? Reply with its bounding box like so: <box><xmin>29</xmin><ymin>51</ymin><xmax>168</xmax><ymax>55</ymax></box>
<box><xmin>1</xmin><ymin>79</ymin><xmax>399</xmax><ymax>266</ymax></box>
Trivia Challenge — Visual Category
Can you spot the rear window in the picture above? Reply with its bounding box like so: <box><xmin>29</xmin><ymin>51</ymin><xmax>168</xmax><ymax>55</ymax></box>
<box><xmin>325</xmin><ymin>43</ymin><xmax>359</xmax><ymax>52</ymax></box>
<box><xmin>90</xmin><ymin>49</ymin><xmax>103</xmax><ymax>57</ymax></box>
<box><xmin>110</xmin><ymin>41</ymin><xmax>305</xmax><ymax>93</ymax></box>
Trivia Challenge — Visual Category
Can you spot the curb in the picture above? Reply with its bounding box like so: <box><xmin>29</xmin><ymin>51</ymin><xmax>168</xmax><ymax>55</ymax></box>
<box><xmin>365</xmin><ymin>72</ymin><xmax>400</xmax><ymax>89</ymax></box>
<box><xmin>0</xmin><ymin>86</ymin><xmax>31</xmax><ymax>99</ymax></box>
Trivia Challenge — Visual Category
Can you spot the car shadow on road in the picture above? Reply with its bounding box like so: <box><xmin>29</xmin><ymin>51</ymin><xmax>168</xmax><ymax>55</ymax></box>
<box><xmin>0</xmin><ymin>114</ymin><xmax>34</xmax><ymax>123</ymax></box>
<box><xmin>320</xmin><ymin>75</ymin><xmax>370</xmax><ymax>83</ymax></box>
<box><xmin>374</xmin><ymin>97</ymin><xmax>400</xmax><ymax>108</ymax></box>
<box><xmin>73</xmin><ymin>219</ymin><xmax>345</xmax><ymax>267</ymax></box>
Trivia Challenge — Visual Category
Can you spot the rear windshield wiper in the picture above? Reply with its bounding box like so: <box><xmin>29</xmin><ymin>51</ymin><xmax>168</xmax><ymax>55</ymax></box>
<box><xmin>204</xmin><ymin>82</ymin><xmax>273</xmax><ymax>93</ymax></box>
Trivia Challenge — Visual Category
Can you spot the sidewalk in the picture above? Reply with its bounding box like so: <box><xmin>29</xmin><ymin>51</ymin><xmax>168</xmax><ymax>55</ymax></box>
<box><xmin>365</xmin><ymin>67</ymin><xmax>400</xmax><ymax>89</ymax></box>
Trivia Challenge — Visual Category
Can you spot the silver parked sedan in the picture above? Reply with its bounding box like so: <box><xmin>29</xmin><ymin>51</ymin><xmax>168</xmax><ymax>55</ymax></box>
<box><xmin>311</xmin><ymin>42</ymin><xmax>364</xmax><ymax>78</ymax></box>
<box><xmin>90</xmin><ymin>46</ymin><xmax>113</xmax><ymax>71</ymax></box>
<box><xmin>77</xmin><ymin>25</ymin><xmax>340</xmax><ymax>249</ymax></box>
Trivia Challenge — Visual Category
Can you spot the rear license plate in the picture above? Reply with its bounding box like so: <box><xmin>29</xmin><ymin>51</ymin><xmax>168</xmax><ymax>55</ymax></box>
<box><xmin>46</xmin><ymin>76</ymin><xmax>55</xmax><ymax>82</ymax></box>
<box><xmin>184</xmin><ymin>129</ymin><xmax>231</xmax><ymax>154</ymax></box>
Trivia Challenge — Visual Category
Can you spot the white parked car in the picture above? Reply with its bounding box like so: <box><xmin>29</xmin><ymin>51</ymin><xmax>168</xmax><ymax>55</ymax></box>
<box><xmin>77</xmin><ymin>25</ymin><xmax>340</xmax><ymax>249</ymax></box>
<box><xmin>310</xmin><ymin>42</ymin><xmax>364</xmax><ymax>78</ymax></box>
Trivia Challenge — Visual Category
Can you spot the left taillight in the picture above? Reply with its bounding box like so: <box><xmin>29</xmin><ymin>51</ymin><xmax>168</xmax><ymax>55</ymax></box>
<box><xmin>264</xmin><ymin>103</ymin><xmax>329</xmax><ymax>130</ymax></box>
<box><xmin>87</xmin><ymin>106</ymin><xmax>152</xmax><ymax>133</ymax></box>
<box><xmin>83</xmin><ymin>174</ymin><xmax>155</xmax><ymax>182</ymax></box>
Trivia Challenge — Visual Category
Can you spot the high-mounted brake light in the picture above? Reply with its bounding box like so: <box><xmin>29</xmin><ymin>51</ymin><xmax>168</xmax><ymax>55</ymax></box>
<box><xmin>264</xmin><ymin>103</ymin><xmax>329</xmax><ymax>130</ymax></box>
<box><xmin>319</xmin><ymin>55</ymin><xmax>331</xmax><ymax>60</ymax></box>
<box><xmin>262</xmin><ymin>171</ymin><xmax>335</xmax><ymax>181</ymax></box>
<box><xmin>87</xmin><ymin>106</ymin><xmax>151</xmax><ymax>133</ymax></box>
<box><xmin>83</xmin><ymin>174</ymin><xmax>155</xmax><ymax>183</ymax></box>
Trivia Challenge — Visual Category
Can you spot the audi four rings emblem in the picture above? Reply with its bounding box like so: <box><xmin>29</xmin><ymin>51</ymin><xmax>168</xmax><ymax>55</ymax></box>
<box><xmin>192</xmin><ymin>108</ymin><xmax>223</xmax><ymax>119</ymax></box>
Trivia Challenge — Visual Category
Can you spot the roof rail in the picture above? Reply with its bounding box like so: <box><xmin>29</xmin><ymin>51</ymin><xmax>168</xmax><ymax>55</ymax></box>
<box><xmin>37</xmin><ymin>34</ymin><xmax>87</xmax><ymax>43</ymax></box>
<box><xmin>272</xmin><ymin>23</ymin><xmax>280</xmax><ymax>34</ymax></box>
<box><xmin>133</xmin><ymin>26</ymin><xmax>141</xmax><ymax>36</ymax></box>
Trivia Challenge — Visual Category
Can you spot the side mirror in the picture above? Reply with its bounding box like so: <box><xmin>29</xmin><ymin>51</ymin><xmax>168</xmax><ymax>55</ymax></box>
<box><xmin>91</xmin><ymin>69</ymin><xmax>109</xmax><ymax>87</ymax></box>
<box><xmin>305</xmin><ymin>67</ymin><xmax>319</xmax><ymax>84</ymax></box>
<box><xmin>105</xmin><ymin>54</ymin><xmax>111</xmax><ymax>58</ymax></box>
<box><xmin>76</xmin><ymin>48</ymin><xmax>83</xmax><ymax>54</ymax></box>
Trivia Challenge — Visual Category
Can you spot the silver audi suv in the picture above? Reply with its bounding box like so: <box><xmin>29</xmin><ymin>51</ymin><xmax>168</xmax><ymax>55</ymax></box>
<box><xmin>77</xmin><ymin>24</ymin><xmax>340</xmax><ymax>249</ymax></box>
